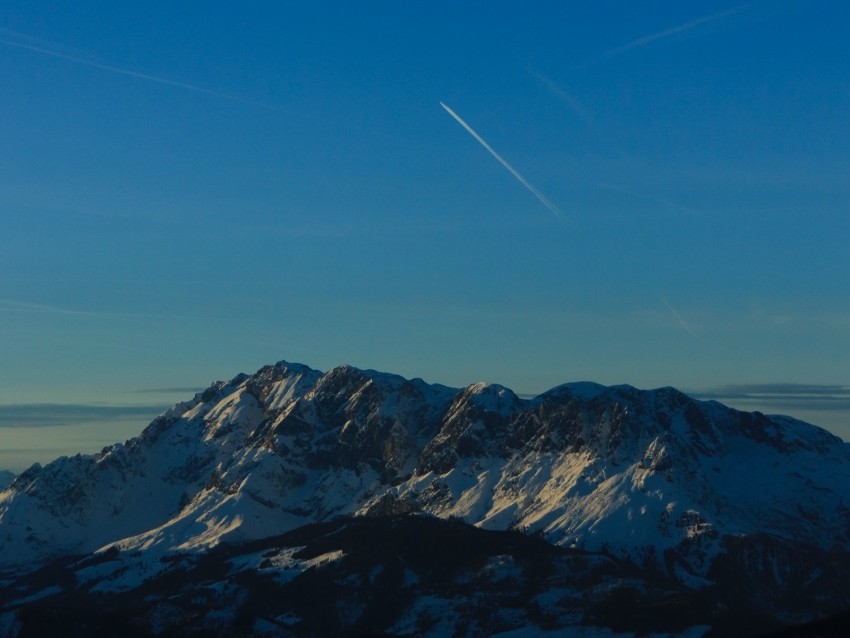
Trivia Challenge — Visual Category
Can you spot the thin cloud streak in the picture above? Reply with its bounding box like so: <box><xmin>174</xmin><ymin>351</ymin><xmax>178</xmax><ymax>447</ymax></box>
<box><xmin>715</xmin><ymin>383</ymin><xmax>850</xmax><ymax>397</ymax></box>
<box><xmin>439</xmin><ymin>101</ymin><xmax>564</xmax><ymax>220</ymax></box>
<box><xmin>0</xmin><ymin>299</ymin><xmax>107</xmax><ymax>317</ymax></box>
<box><xmin>0</xmin><ymin>35</ymin><xmax>277</xmax><ymax>110</ymax></box>
<box><xmin>605</xmin><ymin>6</ymin><xmax>747</xmax><ymax>59</ymax></box>
<box><xmin>0</xmin><ymin>298</ymin><xmax>190</xmax><ymax>321</ymax></box>
<box><xmin>135</xmin><ymin>387</ymin><xmax>204</xmax><ymax>395</ymax></box>
<box><xmin>0</xmin><ymin>26</ymin><xmax>65</xmax><ymax>49</ymax></box>
<box><xmin>529</xmin><ymin>69</ymin><xmax>590</xmax><ymax>124</ymax></box>
<box><xmin>593</xmin><ymin>182</ymin><xmax>705</xmax><ymax>219</ymax></box>
<box><xmin>0</xmin><ymin>403</ymin><xmax>167</xmax><ymax>428</ymax></box>
<box><xmin>691</xmin><ymin>383</ymin><xmax>850</xmax><ymax>413</ymax></box>
<box><xmin>659</xmin><ymin>297</ymin><xmax>699</xmax><ymax>338</ymax></box>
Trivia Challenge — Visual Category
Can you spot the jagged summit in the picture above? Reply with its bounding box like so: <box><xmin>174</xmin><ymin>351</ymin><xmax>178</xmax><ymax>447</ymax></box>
<box><xmin>534</xmin><ymin>380</ymin><xmax>615</xmax><ymax>402</ymax></box>
<box><xmin>1</xmin><ymin>360</ymin><xmax>849</xmax><ymax>609</ymax></box>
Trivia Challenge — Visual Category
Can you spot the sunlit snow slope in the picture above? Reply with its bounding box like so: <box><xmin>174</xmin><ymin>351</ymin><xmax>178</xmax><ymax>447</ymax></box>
<box><xmin>2</xmin><ymin>360</ymin><xmax>849</xmax><ymax>588</ymax></box>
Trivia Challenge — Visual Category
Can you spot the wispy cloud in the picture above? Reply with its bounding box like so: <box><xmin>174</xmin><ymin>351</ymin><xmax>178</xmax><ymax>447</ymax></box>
<box><xmin>717</xmin><ymin>383</ymin><xmax>850</xmax><ymax>397</ymax></box>
<box><xmin>594</xmin><ymin>182</ymin><xmax>705</xmax><ymax>219</ymax></box>
<box><xmin>0</xmin><ymin>298</ymin><xmax>187</xmax><ymax>321</ymax></box>
<box><xmin>0</xmin><ymin>32</ymin><xmax>276</xmax><ymax>109</ymax></box>
<box><xmin>0</xmin><ymin>299</ymin><xmax>102</xmax><ymax>317</ymax></box>
<box><xmin>691</xmin><ymin>383</ymin><xmax>850</xmax><ymax>412</ymax></box>
<box><xmin>0</xmin><ymin>403</ymin><xmax>167</xmax><ymax>428</ymax></box>
<box><xmin>604</xmin><ymin>6</ymin><xmax>747</xmax><ymax>59</ymax></box>
<box><xmin>439</xmin><ymin>101</ymin><xmax>564</xmax><ymax>220</ymax></box>
<box><xmin>135</xmin><ymin>387</ymin><xmax>204</xmax><ymax>395</ymax></box>
<box><xmin>0</xmin><ymin>26</ymin><xmax>64</xmax><ymax>49</ymax></box>
<box><xmin>659</xmin><ymin>297</ymin><xmax>699</xmax><ymax>338</ymax></box>
<box><xmin>529</xmin><ymin>69</ymin><xmax>590</xmax><ymax>124</ymax></box>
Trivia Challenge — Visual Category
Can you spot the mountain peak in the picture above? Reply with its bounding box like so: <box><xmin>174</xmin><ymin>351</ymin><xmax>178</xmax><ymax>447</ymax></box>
<box><xmin>1</xmin><ymin>359</ymin><xmax>849</xmax><ymax>618</ymax></box>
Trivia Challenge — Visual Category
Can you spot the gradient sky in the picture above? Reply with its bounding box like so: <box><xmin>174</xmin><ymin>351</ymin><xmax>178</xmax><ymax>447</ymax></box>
<box><xmin>1</xmin><ymin>1</ymin><xmax>848</xmax><ymax>471</ymax></box>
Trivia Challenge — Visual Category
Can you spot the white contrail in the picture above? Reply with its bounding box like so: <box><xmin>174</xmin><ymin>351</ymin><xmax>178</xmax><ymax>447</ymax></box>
<box><xmin>660</xmin><ymin>297</ymin><xmax>700</xmax><ymax>339</ymax></box>
<box><xmin>529</xmin><ymin>69</ymin><xmax>589</xmax><ymax>124</ymax></box>
<box><xmin>0</xmin><ymin>298</ymin><xmax>189</xmax><ymax>320</ymax></box>
<box><xmin>605</xmin><ymin>6</ymin><xmax>746</xmax><ymax>58</ymax></box>
<box><xmin>0</xmin><ymin>36</ymin><xmax>276</xmax><ymax>109</ymax></box>
<box><xmin>0</xmin><ymin>26</ymin><xmax>65</xmax><ymax>48</ymax></box>
<box><xmin>439</xmin><ymin>101</ymin><xmax>564</xmax><ymax>220</ymax></box>
<box><xmin>0</xmin><ymin>299</ymin><xmax>104</xmax><ymax>316</ymax></box>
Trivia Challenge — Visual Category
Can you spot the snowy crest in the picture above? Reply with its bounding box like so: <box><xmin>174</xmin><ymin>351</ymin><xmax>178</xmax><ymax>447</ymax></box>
<box><xmin>2</xmin><ymin>359</ymin><xmax>850</xmax><ymax>596</ymax></box>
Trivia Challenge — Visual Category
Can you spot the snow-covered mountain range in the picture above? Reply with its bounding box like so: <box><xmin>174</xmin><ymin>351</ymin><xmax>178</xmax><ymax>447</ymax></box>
<box><xmin>2</xmin><ymin>360</ymin><xmax>850</xmax><ymax>636</ymax></box>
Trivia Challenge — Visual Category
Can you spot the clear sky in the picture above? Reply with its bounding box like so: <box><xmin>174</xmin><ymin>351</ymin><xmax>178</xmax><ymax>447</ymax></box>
<box><xmin>1</xmin><ymin>1</ymin><xmax>848</xmax><ymax>472</ymax></box>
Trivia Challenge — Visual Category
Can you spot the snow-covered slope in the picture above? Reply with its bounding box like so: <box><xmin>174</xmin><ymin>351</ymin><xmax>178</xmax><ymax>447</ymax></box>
<box><xmin>0</xmin><ymin>515</ymin><xmax>746</xmax><ymax>637</ymax></box>
<box><xmin>2</xmin><ymin>360</ymin><xmax>849</xmax><ymax>598</ymax></box>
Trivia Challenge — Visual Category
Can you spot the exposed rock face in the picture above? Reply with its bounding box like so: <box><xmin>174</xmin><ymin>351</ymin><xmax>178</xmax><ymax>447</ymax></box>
<box><xmin>1</xmin><ymin>360</ymin><xmax>849</xmax><ymax>628</ymax></box>
<box><xmin>9</xmin><ymin>514</ymin><xmax>807</xmax><ymax>638</ymax></box>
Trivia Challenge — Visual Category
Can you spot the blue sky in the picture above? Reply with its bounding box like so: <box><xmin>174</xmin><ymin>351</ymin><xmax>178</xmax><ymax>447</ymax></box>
<box><xmin>1</xmin><ymin>1</ymin><xmax>848</xmax><ymax>471</ymax></box>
